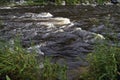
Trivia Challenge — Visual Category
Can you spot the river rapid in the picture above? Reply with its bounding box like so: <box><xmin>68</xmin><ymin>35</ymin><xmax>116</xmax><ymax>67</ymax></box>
<box><xmin>0</xmin><ymin>5</ymin><xmax>120</xmax><ymax>80</ymax></box>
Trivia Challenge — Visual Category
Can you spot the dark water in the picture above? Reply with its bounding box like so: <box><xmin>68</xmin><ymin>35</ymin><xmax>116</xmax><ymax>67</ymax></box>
<box><xmin>0</xmin><ymin>5</ymin><xmax>120</xmax><ymax>29</ymax></box>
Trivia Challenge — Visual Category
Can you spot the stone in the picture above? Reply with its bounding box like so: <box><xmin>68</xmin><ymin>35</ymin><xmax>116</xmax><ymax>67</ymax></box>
<box><xmin>90</xmin><ymin>25</ymin><xmax>106</xmax><ymax>33</ymax></box>
<box><xmin>27</xmin><ymin>45</ymin><xmax>44</xmax><ymax>55</ymax></box>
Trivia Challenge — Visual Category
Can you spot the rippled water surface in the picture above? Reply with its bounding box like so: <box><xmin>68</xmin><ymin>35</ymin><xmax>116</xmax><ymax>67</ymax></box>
<box><xmin>0</xmin><ymin>5</ymin><xmax>120</xmax><ymax>29</ymax></box>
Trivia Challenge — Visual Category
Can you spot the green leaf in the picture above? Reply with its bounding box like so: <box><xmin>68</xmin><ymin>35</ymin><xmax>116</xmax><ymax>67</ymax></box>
<box><xmin>6</xmin><ymin>75</ymin><xmax>11</xmax><ymax>80</ymax></box>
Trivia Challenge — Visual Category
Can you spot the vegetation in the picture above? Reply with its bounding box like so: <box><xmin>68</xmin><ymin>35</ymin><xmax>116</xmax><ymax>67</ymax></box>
<box><xmin>41</xmin><ymin>57</ymin><xmax>67</xmax><ymax>80</ymax></box>
<box><xmin>26</xmin><ymin>0</ymin><xmax>110</xmax><ymax>5</ymax></box>
<box><xmin>0</xmin><ymin>0</ymin><xmax>9</xmax><ymax>5</ymax></box>
<box><xmin>1</xmin><ymin>37</ymin><xmax>119</xmax><ymax>80</ymax></box>
<box><xmin>0</xmin><ymin>39</ymin><xmax>40</xmax><ymax>80</ymax></box>
<box><xmin>0</xmin><ymin>0</ymin><xmax>112</xmax><ymax>6</ymax></box>
<box><xmin>0</xmin><ymin>39</ymin><xmax>67</xmax><ymax>80</ymax></box>
<box><xmin>81</xmin><ymin>41</ymin><xmax>120</xmax><ymax>80</ymax></box>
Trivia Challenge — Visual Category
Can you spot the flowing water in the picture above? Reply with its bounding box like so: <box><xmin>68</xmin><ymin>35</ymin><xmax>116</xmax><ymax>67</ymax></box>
<box><xmin>0</xmin><ymin>5</ymin><xmax>120</xmax><ymax>80</ymax></box>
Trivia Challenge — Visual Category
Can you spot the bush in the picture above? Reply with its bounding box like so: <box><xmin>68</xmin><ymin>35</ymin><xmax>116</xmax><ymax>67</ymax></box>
<box><xmin>85</xmin><ymin>42</ymin><xmax>120</xmax><ymax>80</ymax></box>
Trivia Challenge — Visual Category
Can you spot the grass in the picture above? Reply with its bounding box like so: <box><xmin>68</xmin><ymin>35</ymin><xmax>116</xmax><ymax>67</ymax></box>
<box><xmin>0</xmin><ymin>39</ymin><xmax>40</xmax><ymax>80</ymax></box>
<box><xmin>82</xmin><ymin>41</ymin><xmax>120</xmax><ymax>80</ymax></box>
<box><xmin>41</xmin><ymin>57</ymin><xmax>67</xmax><ymax>80</ymax></box>
<box><xmin>0</xmin><ymin>39</ymin><xmax>67</xmax><ymax>80</ymax></box>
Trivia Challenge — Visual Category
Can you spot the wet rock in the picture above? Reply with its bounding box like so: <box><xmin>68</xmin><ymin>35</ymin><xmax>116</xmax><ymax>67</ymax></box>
<box><xmin>27</xmin><ymin>45</ymin><xmax>44</xmax><ymax>55</ymax></box>
<box><xmin>90</xmin><ymin>24</ymin><xmax>120</xmax><ymax>42</ymax></box>
<box><xmin>40</xmin><ymin>28</ymin><xmax>103</xmax><ymax>58</ymax></box>
<box><xmin>118</xmin><ymin>33</ymin><xmax>120</xmax><ymax>40</ymax></box>
<box><xmin>90</xmin><ymin>25</ymin><xmax>106</xmax><ymax>33</ymax></box>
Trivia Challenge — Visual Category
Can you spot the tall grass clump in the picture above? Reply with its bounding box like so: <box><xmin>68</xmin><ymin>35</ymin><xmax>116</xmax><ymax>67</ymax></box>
<box><xmin>0</xmin><ymin>39</ymin><xmax>40</xmax><ymax>80</ymax></box>
<box><xmin>85</xmin><ymin>42</ymin><xmax>120</xmax><ymax>80</ymax></box>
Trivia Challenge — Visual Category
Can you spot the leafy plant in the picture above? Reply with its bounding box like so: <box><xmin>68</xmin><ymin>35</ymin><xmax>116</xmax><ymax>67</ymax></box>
<box><xmin>6</xmin><ymin>75</ymin><xmax>11</xmax><ymax>80</ymax></box>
